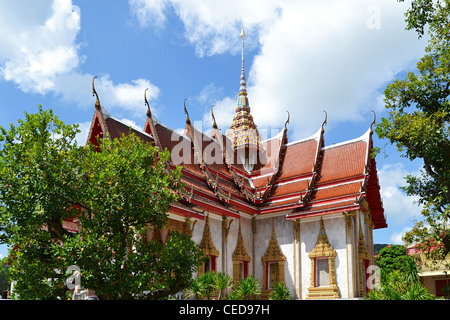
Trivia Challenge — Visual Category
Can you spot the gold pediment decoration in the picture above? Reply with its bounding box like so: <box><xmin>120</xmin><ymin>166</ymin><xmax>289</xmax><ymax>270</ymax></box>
<box><xmin>261</xmin><ymin>220</ymin><xmax>286</xmax><ymax>262</ymax></box>
<box><xmin>199</xmin><ymin>215</ymin><xmax>219</xmax><ymax>257</ymax></box>
<box><xmin>232</xmin><ymin>220</ymin><xmax>251</xmax><ymax>262</ymax></box>
<box><xmin>309</xmin><ymin>217</ymin><xmax>336</xmax><ymax>258</ymax></box>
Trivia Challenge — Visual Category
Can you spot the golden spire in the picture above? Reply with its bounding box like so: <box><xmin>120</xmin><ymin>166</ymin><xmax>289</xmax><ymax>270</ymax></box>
<box><xmin>226</xmin><ymin>28</ymin><xmax>260</xmax><ymax>152</ymax></box>
<box><xmin>239</xmin><ymin>27</ymin><xmax>247</xmax><ymax>95</ymax></box>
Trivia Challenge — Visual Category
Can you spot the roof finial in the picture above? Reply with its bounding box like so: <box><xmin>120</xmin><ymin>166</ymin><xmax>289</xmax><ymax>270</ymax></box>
<box><xmin>211</xmin><ymin>104</ymin><xmax>218</xmax><ymax>129</ymax></box>
<box><xmin>239</xmin><ymin>27</ymin><xmax>247</xmax><ymax>95</ymax></box>
<box><xmin>144</xmin><ymin>88</ymin><xmax>151</xmax><ymax>117</ymax></box>
<box><xmin>92</xmin><ymin>76</ymin><xmax>101</xmax><ymax>110</ymax></box>
<box><xmin>322</xmin><ymin>110</ymin><xmax>328</xmax><ymax>129</ymax></box>
<box><xmin>284</xmin><ymin>110</ymin><xmax>290</xmax><ymax>129</ymax></box>
<box><xmin>370</xmin><ymin>110</ymin><xmax>376</xmax><ymax>132</ymax></box>
<box><xmin>184</xmin><ymin>98</ymin><xmax>191</xmax><ymax>125</ymax></box>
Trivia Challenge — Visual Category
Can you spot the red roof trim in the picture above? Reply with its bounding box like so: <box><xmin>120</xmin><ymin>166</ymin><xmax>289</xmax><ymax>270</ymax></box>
<box><xmin>286</xmin><ymin>204</ymin><xmax>361</xmax><ymax>220</ymax></box>
<box><xmin>170</xmin><ymin>204</ymin><xmax>205</xmax><ymax>220</ymax></box>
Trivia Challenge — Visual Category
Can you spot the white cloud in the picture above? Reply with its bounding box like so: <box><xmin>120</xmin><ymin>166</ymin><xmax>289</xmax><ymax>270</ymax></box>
<box><xmin>129</xmin><ymin>0</ymin><xmax>169</xmax><ymax>29</ymax></box>
<box><xmin>378</xmin><ymin>162</ymin><xmax>423</xmax><ymax>226</ymax></box>
<box><xmin>130</xmin><ymin>0</ymin><xmax>428</xmax><ymax>139</ymax></box>
<box><xmin>390</xmin><ymin>227</ymin><xmax>412</xmax><ymax>245</ymax></box>
<box><xmin>92</xmin><ymin>76</ymin><xmax>159</xmax><ymax>116</ymax></box>
<box><xmin>202</xmin><ymin>96</ymin><xmax>235</xmax><ymax>130</ymax></box>
<box><xmin>0</xmin><ymin>0</ymin><xmax>81</xmax><ymax>94</ymax></box>
<box><xmin>0</xmin><ymin>0</ymin><xmax>160</xmax><ymax>114</ymax></box>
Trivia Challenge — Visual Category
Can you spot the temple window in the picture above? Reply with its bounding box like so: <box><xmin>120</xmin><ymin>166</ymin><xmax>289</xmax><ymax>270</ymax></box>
<box><xmin>315</xmin><ymin>258</ymin><xmax>330</xmax><ymax>287</ymax></box>
<box><xmin>261</xmin><ymin>221</ymin><xmax>286</xmax><ymax>295</ymax></box>
<box><xmin>307</xmin><ymin>218</ymin><xmax>340</xmax><ymax>299</ymax></box>
<box><xmin>232</xmin><ymin>220</ymin><xmax>251</xmax><ymax>284</ymax></box>
<box><xmin>268</xmin><ymin>262</ymin><xmax>280</xmax><ymax>289</ymax></box>
<box><xmin>198</xmin><ymin>215</ymin><xmax>220</xmax><ymax>275</ymax></box>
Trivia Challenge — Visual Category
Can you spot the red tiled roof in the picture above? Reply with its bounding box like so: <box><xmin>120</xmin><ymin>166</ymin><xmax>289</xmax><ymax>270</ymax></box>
<box><xmin>86</xmin><ymin>106</ymin><xmax>387</xmax><ymax>229</ymax></box>
<box><xmin>310</xmin><ymin>181</ymin><xmax>362</xmax><ymax>202</ymax></box>
<box><xmin>318</xmin><ymin>141</ymin><xmax>367</xmax><ymax>183</ymax></box>
<box><xmin>278</xmin><ymin>139</ymin><xmax>318</xmax><ymax>179</ymax></box>
<box><xmin>105</xmin><ymin>117</ymin><xmax>153</xmax><ymax>143</ymax></box>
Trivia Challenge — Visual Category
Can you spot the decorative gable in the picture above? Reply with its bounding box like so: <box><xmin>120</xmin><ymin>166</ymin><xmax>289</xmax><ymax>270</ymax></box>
<box><xmin>199</xmin><ymin>215</ymin><xmax>219</xmax><ymax>257</ymax></box>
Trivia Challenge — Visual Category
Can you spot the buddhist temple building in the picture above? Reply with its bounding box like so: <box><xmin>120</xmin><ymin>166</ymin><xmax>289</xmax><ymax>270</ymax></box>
<box><xmin>85</xmin><ymin>30</ymin><xmax>387</xmax><ymax>299</ymax></box>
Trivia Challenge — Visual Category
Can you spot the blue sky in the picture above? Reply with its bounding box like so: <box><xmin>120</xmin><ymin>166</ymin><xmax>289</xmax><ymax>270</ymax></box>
<box><xmin>0</xmin><ymin>0</ymin><xmax>430</xmax><ymax>259</ymax></box>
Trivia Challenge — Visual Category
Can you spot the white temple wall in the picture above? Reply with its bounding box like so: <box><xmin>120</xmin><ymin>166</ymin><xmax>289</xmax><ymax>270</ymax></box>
<box><xmin>254</xmin><ymin>215</ymin><xmax>295</xmax><ymax>294</ymax></box>
<box><xmin>186</xmin><ymin>209</ymin><xmax>375</xmax><ymax>299</ymax></box>
<box><xmin>299</xmin><ymin>214</ymin><xmax>348</xmax><ymax>299</ymax></box>
<box><xmin>190</xmin><ymin>213</ymin><xmax>254</xmax><ymax>276</ymax></box>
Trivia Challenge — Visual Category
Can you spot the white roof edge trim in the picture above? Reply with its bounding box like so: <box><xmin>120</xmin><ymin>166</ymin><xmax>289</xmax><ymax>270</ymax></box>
<box><xmin>285</xmin><ymin>126</ymin><xmax>322</xmax><ymax>147</ymax></box>
<box><xmin>322</xmin><ymin>127</ymin><xmax>371</xmax><ymax>151</ymax></box>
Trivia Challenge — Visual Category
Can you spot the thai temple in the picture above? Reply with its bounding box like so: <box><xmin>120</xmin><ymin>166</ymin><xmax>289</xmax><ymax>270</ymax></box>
<box><xmin>86</xmin><ymin>29</ymin><xmax>387</xmax><ymax>299</ymax></box>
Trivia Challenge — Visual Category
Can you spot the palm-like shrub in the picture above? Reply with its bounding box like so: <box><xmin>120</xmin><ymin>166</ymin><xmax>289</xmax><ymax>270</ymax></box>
<box><xmin>269</xmin><ymin>282</ymin><xmax>292</xmax><ymax>300</ymax></box>
<box><xmin>214</xmin><ymin>272</ymin><xmax>233</xmax><ymax>300</ymax></box>
<box><xmin>231</xmin><ymin>275</ymin><xmax>262</xmax><ymax>300</ymax></box>
<box><xmin>366</xmin><ymin>267</ymin><xmax>436</xmax><ymax>300</ymax></box>
<box><xmin>187</xmin><ymin>271</ymin><xmax>234</xmax><ymax>300</ymax></box>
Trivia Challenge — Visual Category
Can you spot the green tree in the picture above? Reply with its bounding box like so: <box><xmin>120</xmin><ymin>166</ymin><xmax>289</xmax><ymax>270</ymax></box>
<box><xmin>0</xmin><ymin>107</ymin><xmax>84</xmax><ymax>299</ymax></box>
<box><xmin>0</xmin><ymin>107</ymin><xmax>202</xmax><ymax>300</ymax></box>
<box><xmin>376</xmin><ymin>245</ymin><xmax>411</xmax><ymax>273</ymax></box>
<box><xmin>368</xmin><ymin>244</ymin><xmax>436</xmax><ymax>300</ymax></box>
<box><xmin>0</xmin><ymin>257</ymin><xmax>10</xmax><ymax>295</ymax></box>
<box><xmin>376</xmin><ymin>0</ymin><xmax>450</xmax><ymax>258</ymax></box>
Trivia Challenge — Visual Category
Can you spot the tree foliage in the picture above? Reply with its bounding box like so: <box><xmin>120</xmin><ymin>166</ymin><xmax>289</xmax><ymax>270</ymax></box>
<box><xmin>376</xmin><ymin>245</ymin><xmax>409</xmax><ymax>272</ymax></box>
<box><xmin>0</xmin><ymin>107</ymin><xmax>202</xmax><ymax>299</ymax></box>
<box><xmin>376</xmin><ymin>0</ymin><xmax>450</xmax><ymax>258</ymax></box>
<box><xmin>369</xmin><ymin>245</ymin><xmax>435</xmax><ymax>300</ymax></box>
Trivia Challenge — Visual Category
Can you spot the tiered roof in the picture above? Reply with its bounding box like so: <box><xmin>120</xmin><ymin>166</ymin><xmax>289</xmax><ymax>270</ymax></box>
<box><xmin>85</xmin><ymin>35</ymin><xmax>387</xmax><ymax>230</ymax></box>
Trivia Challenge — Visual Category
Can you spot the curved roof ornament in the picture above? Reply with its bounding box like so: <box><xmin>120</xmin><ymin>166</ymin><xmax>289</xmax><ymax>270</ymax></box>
<box><xmin>144</xmin><ymin>88</ymin><xmax>151</xmax><ymax>117</ymax></box>
<box><xmin>211</xmin><ymin>104</ymin><xmax>218</xmax><ymax>129</ymax></box>
<box><xmin>284</xmin><ymin>110</ymin><xmax>290</xmax><ymax>129</ymax></box>
<box><xmin>322</xmin><ymin>110</ymin><xmax>328</xmax><ymax>129</ymax></box>
<box><xmin>184</xmin><ymin>98</ymin><xmax>191</xmax><ymax>125</ymax></box>
<box><xmin>92</xmin><ymin>76</ymin><xmax>101</xmax><ymax>110</ymax></box>
<box><xmin>370</xmin><ymin>110</ymin><xmax>376</xmax><ymax>132</ymax></box>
